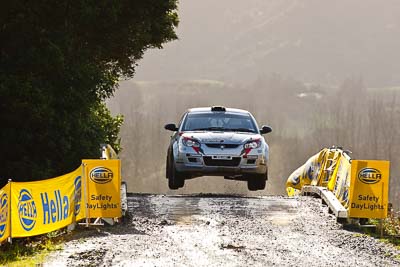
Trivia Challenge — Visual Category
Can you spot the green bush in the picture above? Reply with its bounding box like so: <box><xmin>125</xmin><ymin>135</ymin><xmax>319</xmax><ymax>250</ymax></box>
<box><xmin>0</xmin><ymin>1</ymin><xmax>178</xmax><ymax>184</ymax></box>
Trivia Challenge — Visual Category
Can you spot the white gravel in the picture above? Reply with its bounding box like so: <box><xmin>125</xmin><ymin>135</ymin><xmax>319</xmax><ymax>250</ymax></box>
<box><xmin>44</xmin><ymin>195</ymin><xmax>400</xmax><ymax>267</ymax></box>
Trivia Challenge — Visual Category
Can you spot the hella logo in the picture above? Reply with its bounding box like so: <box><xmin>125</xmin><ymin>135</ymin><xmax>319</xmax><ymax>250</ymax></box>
<box><xmin>0</xmin><ymin>193</ymin><xmax>8</xmax><ymax>237</ymax></box>
<box><xmin>18</xmin><ymin>189</ymin><xmax>37</xmax><ymax>231</ymax></box>
<box><xmin>358</xmin><ymin>168</ymin><xmax>382</xmax><ymax>184</ymax></box>
<box><xmin>90</xmin><ymin>167</ymin><xmax>113</xmax><ymax>184</ymax></box>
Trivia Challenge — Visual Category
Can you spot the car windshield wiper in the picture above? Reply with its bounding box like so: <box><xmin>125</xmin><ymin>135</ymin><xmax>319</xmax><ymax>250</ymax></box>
<box><xmin>190</xmin><ymin>127</ymin><xmax>255</xmax><ymax>133</ymax></box>
<box><xmin>227</xmin><ymin>128</ymin><xmax>255</xmax><ymax>133</ymax></box>
<box><xmin>191</xmin><ymin>127</ymin><xmax>228</xmax><ymax>131</ymax></box>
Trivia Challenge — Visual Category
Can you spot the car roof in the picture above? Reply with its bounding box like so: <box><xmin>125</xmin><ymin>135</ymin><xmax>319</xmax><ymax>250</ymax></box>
<box><xmin>187</xmin><ymin>107</ymin><xmax>250</xmax><ymax>115</ymax></box>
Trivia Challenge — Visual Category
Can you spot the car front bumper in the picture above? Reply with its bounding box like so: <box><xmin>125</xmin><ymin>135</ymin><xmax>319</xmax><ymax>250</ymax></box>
<box><xmin>174</xmin><ymin>150</ymin><xmax>267</xmax><ymax>176</ymax></box>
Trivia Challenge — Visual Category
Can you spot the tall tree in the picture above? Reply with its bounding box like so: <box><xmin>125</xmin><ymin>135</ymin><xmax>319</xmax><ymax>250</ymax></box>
<box><xmin>0</xmin><ymin>0</ymin><xmax>179</xmax><ymax>183</ymax></box>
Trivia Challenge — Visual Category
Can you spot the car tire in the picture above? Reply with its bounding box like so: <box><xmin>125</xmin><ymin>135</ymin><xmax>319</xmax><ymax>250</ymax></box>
<box><xmin>166</xmin><ymin>155</ymin><xmax>170</xmax><ymax>179</ymax></box>
<box><xmin>168</xmin><ymin>163</ymin><xmax>185</xmax><ymax>190</ymax></box>
<box><xmin>247</xmin><ymin>179</ymin><xmax>258</xmax><ymax>191</ymax></box>
<box><xmin>247</xmin><ymin>173</ymin><xmax>267</xmax><ymax>191</ymax></box>
<box><xmin>256</xmin><ymin>178</ymin><xmax>266</xmax><ymax>190</ymax></box>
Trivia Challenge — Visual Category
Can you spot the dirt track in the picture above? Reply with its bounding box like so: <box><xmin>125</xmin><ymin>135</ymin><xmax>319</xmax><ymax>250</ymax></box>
<box><xmin>45</xmin><ymin>194</ymin><xmax>400</xmax><ymax>266</ymax></box>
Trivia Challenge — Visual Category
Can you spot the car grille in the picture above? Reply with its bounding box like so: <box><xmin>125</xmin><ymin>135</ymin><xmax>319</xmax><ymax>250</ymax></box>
<box><xmin>205</xmin><ymin>143</ymin><xmax>240</xmax><ymax>149</ymax></box>
<box><xmin>203</xmin><ymin>156</ymin><xmax>241</xmax><ymax>167</ymax></box>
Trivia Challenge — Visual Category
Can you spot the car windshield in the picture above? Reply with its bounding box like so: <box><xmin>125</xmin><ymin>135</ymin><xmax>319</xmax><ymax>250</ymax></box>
<box><xmin>182</xmin><ymin>112</ymin><xmax>258</xmax><ymax>133</ymax></box>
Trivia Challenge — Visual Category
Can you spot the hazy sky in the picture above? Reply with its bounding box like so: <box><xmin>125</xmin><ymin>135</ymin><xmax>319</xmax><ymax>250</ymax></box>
<box><xmin>134</xmin><ymin>0</ymin><xmax>400</xmax><ymax>87</ymax></box>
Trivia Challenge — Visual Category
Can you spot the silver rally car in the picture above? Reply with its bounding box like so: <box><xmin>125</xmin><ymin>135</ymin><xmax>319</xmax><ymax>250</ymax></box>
<box><xmin>165</xmin><ymin>106</ymin><xmax>272</xmax><ymax>191</ymax></box>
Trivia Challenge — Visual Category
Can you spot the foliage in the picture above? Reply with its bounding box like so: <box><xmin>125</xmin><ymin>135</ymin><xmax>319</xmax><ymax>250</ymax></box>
<box><xmin>365</xmin><ymin>213</ymin><xmax>400</xmax><ymax>250</ymax></box>
<box><xmin>0</xmin><ymin>1</ymin><xmax>178</xmax><ymax>183</ymax></box>
<box><xmin>381</xmin><ymin>211</ymin><xmax>400</xmax><ymax>244</ymax></box>
<box><xmin>0</xmin><ymin>232</ymin><xmax>62</xmax><ymax>265</ymax></box>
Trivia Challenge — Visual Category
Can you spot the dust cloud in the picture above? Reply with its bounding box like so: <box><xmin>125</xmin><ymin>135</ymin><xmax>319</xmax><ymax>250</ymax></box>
<box><xmin>107</xmin><ymin>1</ymin><xmax>400</xmax><ymax>207</ymax></box>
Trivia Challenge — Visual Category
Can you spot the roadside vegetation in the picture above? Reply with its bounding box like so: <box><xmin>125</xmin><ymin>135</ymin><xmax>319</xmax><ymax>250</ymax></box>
<box><xmin>375</xmin><ymin>210</ymin><xmax>400</xmax><ymax>248</ymax></box>
<box><xmin>0</xmin><ymin>232</ymin><xmax>63</xmax><ymax>265</ymax></box>
<box><xmin>355</xmin><ymin>213</ymin><xmax>400</xmax><ymax>252</ymax></box>
<box><xmin>0</xmin><ymin>0</ymin><xmax>179</xmax><ymax>186</ymax></box>
<box><xmin>383</xmin><ymin>211</ymin><xmax>400</xmax><ymax>239</ymax></box>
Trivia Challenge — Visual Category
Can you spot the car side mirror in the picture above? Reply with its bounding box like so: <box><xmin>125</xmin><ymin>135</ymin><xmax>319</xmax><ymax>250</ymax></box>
<box><xmin>259</xmin><ymin>125</ymin><xmax>272</xmax><ymax>134</ymax></box>
<box><xmin>164</xmin><ymin>123</ymin><xmax>178</xmax><ymax>131</ymax></box>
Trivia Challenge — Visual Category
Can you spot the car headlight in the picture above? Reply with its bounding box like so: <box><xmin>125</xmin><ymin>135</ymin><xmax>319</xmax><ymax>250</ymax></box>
<box><xmin>182</xmin><ymin>137</ymin><xmax>201</xmax><ymax>148</ymax></box>
<box><xmin>244</xmin><ymin>139</ymin><xmax>261</xmax><ymax>149</ymax></box>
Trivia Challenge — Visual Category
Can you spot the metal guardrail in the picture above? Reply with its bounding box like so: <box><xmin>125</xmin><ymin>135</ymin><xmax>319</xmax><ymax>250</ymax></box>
<box><xmin>302</xmin><ymin>186</ymin><xmax>348</xmax><ymax>218</ymax></box>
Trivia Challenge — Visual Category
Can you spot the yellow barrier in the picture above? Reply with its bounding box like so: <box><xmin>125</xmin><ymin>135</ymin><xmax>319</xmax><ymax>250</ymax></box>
<box><xmin>286</xmin><ymin>148</ymin><xmax>328</xmax><ymax>196</ymax></box>
<box><xmin>11</xmin><ymin>168</ymin><xmax>82</xmax><ymax>237</ymax></box>
<box><xmin>348</xmin><ymin>160</ymin><xmax>390</xmax><ymax>219</ymax></box>
<box><xmin>0</xmin><ymin>183</ymin><xmax>11</xmax><ymax>243</ymax></box>
<box><xmin>320</xmin><ymin>149</ymin><xmax>342</xmax><ymax>188</ymax></box>
<box><xmin>82</xmin><ymin>159</ymin><xmax>121</xmax><ymax>219</ymax></box>
<box><xmin>101</xmin><ymin>144</ymin><xmax>119</xmax><ymax>160</ymax></box>
<box><xmin>332</xmin><ymin>154</ymin><xmax>351</xmax><ymax>208</ymax></box>
<box><xmin>0</xmin><ymin>159</ymin><xmax>121</xmax><ymax>243</ymax></box>
<box><xmin>286</xmin><ymin>147</ymin><xmax>390</xmax><ymax>219</ymax></box>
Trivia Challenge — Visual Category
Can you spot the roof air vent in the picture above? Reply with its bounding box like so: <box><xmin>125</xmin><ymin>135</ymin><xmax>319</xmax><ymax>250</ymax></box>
<box><xmin>211</xmin><ymin>106</ymin><xmax>226</xmax><ymax>112</ymax></box>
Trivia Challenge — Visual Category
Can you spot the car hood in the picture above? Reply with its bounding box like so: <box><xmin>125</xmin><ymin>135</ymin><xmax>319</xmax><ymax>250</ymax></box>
<box><xmin>182</xmin><ymin>132</ymin><xmax>261</xmax><ymax>144</ymax></box>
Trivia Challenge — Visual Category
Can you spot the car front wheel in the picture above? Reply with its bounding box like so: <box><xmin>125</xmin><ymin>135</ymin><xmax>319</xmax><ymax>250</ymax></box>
<box><xmin>168</xmin><ymin>162</ymin><xmax>185</xmax><ymax>190</ymax></box>
<box><xmin>247</xmin><ymin>173</ymin><xmax>267</xmax><ymax>191</ymax></box>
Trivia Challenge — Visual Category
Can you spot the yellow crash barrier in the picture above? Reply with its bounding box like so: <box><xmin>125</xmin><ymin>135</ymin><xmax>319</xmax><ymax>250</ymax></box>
<box><xmin>286</xmin><ymin>148</ymin><xmax>328</xmax><ymax>196</ymax></box>
<box><xmin>10</xmin><ymin>168</ymin><xmax>82</xmax><ymax>237</ymax></box>
<box><xmin>286</xmin><ymin>147</ymin><xmax>390</xmax><ymax>219</ymax></box>
<box><xmin>82</xmin><ymin>159</ymin><xmax>121</xmax><ymax>219</ymax></box>
<box><xmin>348</xmin><ymin>160</ymin><xmax>390</xmax><ymax>219</ymax></box>
<box><xmin>0</xmin><ymin>183</ymin><xmax>11</xmax><ymax>243</ymax></box>
<box><xmin>0</xmin><ymin>159</ymin><xmax>121</xmax><ymax>243</ymax></box>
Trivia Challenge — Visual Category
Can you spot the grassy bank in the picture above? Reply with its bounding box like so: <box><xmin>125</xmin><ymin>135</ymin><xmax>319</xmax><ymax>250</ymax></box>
<box><xmin>367</xmin><ymin>210</ymin><xmax>400</xmax><ymax>250</ymax></box>
<box><xmin>380</xmin><ymin>210</ymin><xmax>400</xmax><ymax>247</ymax></box>
<box><xmin>0</xmin><ymin>231</ymin><xmax>64</xmax><ymax>266</ymax></box>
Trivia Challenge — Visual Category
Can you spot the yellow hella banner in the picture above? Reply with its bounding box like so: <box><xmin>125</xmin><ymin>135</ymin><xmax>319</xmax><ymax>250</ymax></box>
<box><xmin>331</xmin><ymin>154</ymin><xmax>351</xmax><ymax>208</ymax></box>
<box><xmin>348</xmin><ymin>160</ymin><xmax>390</xmax><ymax>218</ymax></box>
<box><xmin>286</xmin><ymin>149</ymin><xmax>327</xmax><ymax>196</ymax></box>
<box><xmin>10</xmin><ymin>168</ymin><xmax>82</xmax><ymax>237</ymax></box>
<box><xmin>0</xmin><ymin>183</ymin><xmax>11</xmax><ymax>243</ymax></box>
<box><xmin>82</xmin><ymin>159</ymin><xmax>121</xmax><ymax>218</ymax></box>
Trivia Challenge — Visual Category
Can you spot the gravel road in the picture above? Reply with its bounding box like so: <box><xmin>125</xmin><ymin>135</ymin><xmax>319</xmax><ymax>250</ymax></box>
<box><xmin>45</xmin><ymin>194</ymin><xmax>400</xmax><ymax>267</ymax></box>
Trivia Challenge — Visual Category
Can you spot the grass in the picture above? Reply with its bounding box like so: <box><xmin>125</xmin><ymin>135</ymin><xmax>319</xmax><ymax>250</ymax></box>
<box><xmin>0</xmin><ymin>231</ymin><xmax>65</xmax><ymax>266</ymax></box>
<box><xmin>382</xmin><ymin>211</ymin><xmax>400</xmax><ymax>237</ymax></box>
<box><xmin>368</xmin><ymin>210</ymin><xmax>400</xmax><ymax>248</ymax></box>
<box><xmin>0</xmin><ymin>225</ymin><xmax>109</xmax><ymax>266</ymax></box>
